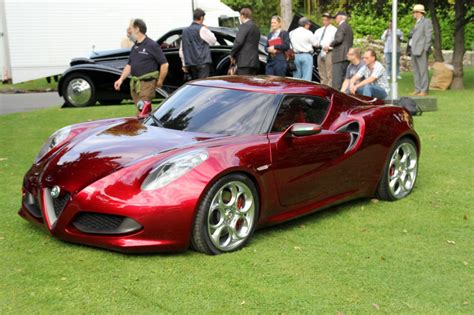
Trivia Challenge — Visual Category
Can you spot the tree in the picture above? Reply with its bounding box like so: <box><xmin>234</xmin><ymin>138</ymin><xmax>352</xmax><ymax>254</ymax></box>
<box><xmin>223</xmin><ymin>0</ymin><xmax>282</xmax><ymax>33</ymax></box>
<box><xmin>280</xmin><ymin>0</ymin><xmax>293</xmax><ymax>30</ymax></box>
<box><xmin>424</xmin><ymin>0</ymin><xmax>444</xmax><ymax>62</ymax></box>
<box><xmin>451</xmin><ymin>0</ymin><xmax>472</xmax><ymax>89</ymax></box>
<box><xmin>346</xmin><ymin>0</ymin><xmax>472</xmax><ymax>89</ymax></box>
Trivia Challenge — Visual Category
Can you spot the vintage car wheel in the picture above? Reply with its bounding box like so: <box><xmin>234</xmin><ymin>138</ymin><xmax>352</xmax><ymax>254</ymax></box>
<box><xmin>377</xmin><ymin>138</ymin><xmax>418</xmax><ymax>201</ymax></box>
<box><xmin>62</xmin><ymin>74</ymin><xmax>97</xmax><ymax>107</ymax></box>
<box><xmin>191</xmin><ymin>174</ymin><xmax>259</xmax><ymax>255</ymax></box>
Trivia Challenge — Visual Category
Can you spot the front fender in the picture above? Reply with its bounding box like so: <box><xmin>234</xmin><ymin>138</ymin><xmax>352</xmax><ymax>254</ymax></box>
<box><xmin>58</xmin><ymin>64</ymin><xmax>123</xmax><ymax>96</ymax></box>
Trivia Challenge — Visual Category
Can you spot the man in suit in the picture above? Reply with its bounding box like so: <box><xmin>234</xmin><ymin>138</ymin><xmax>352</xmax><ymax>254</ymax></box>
<box><xmin>313</xmin><ymin>13</ymin><xmax>337</xmax><ymax>86</ymax></box>
<box><xmin>330</xmin><ymin>11</ymin><xmax>353</xmax><ymax>90</ymax></box>
<box><xmin>409</xmin><ymin>4</ymin><xmax>433</xmax><ymax>96</ymax></box>
<box><xmin>230</xmin><ymin>8</ymin><xmax>261</xmax><ymax>75</ymax></box>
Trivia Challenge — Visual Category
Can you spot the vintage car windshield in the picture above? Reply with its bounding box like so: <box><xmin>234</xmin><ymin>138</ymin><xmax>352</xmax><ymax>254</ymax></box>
<box><xmin>147</xmin><ymin>85</ymin><xmax>275</xmax><ymax>135</ymax></box>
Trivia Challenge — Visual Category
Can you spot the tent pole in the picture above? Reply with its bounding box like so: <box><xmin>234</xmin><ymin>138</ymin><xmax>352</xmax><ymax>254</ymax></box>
<box><xmin>391</xmin><ymin>0</ymin><xmax>398</xmax><ymax>100</ymax></box>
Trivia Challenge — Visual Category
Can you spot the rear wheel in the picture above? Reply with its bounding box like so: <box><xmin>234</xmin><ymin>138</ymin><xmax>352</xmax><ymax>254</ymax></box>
<box><xmin>62</xmin><ymin>74</ymin><xmax>96</xmax><ymax>107</ymax></box>
<box><xmin>191</xmin><ymin>174</ymin><xmax>259</xmax><ymax>255</ymax></box>
<box><xmin>377</xmin><ymin>138</ymin><xmax>419</xmax><ymax>201</ymax></box>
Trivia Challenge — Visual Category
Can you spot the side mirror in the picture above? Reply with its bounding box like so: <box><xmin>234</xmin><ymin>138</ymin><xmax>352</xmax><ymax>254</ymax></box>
<box><xmin>137</xmin><ymin>101</ymin><xmax>152</xmax><ymax>119</ymax></box>
<box><xmin>290</xmin><ymin>123</ymin><xmax>322</xmax><ymax>137</ymax></box>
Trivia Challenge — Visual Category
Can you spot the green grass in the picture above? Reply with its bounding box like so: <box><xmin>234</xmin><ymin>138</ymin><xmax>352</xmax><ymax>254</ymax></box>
<box><xmin>0</xmin><ymin>77</ymin><xmax>58</xmax><ymax>92</ymax></box>
<box><xmin>0</xmin><ymin>70</ymin><xmax>473</xmax><ymax>313</ymax></box>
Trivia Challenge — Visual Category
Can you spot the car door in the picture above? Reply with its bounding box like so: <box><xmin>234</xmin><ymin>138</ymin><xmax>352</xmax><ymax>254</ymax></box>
<box><xmin>158</xmin><ymin>32</ymin><xmax>184</xmax><ymax>91</ymax></box>
<box><xmin>158</xmin><ymin>30</ymin><xmax>236</xmax><ymax>89</ymax></box>
<box><xmin>268</xmin><ymin>95</ymin><xmax>353</xmax><ymax>207</ymax></box>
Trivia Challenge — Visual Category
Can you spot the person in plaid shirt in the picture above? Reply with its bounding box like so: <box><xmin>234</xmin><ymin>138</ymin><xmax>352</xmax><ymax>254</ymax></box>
<box><xmin>349</xmin><ymin>49</ymin><xmax>389</xmax><ymax>99</ymax></box>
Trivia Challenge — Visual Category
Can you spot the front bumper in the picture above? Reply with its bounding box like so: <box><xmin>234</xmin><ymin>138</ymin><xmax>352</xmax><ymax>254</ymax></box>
<box><xmin>19</xmin><ymin>170</ymin><xmax>200</xmax><ymax>253</ymax></box>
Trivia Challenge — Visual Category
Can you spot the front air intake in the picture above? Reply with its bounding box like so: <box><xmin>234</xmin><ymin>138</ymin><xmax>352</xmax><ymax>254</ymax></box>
<box><xmin>72</xmin><ymin>212</ymin><xmax>142</xmax><ymax>235</ymax></box>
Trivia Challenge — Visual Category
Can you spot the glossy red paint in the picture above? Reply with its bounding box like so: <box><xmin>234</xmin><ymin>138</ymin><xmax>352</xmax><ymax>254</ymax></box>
<box><xmin>19</xmin><ymin>76</ymin><xmax>419</xmax><ymax>253</ymax></box>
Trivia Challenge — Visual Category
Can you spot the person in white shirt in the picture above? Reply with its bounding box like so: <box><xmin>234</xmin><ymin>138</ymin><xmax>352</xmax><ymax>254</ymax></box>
<box><xmin>350</xmin><ymin>49</ymin><xmax>389</xmax><ymax>99</ymax></box>
<box><xmin>313</xmin><ymin>13</ymin><xmax>337</xmax><ymax>86</ymax></box>
<box><xmin>381</xmin><ymin>21</ymin><xmax>403</xmax><ymax>79</ymax></box>
<box><xmin>290</xmin><ymin>17</ymin><xmax>317</xmax><ymax>81</ymax></box>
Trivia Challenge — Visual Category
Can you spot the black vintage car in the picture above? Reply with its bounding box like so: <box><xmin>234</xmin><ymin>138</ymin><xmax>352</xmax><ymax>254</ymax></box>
<box><xmin>59</xmin><ymin>22</ymin><xmax>320</xmax><ymax>107</ymax></box>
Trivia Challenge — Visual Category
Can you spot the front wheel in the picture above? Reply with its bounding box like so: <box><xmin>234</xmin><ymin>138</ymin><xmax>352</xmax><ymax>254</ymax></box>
<box><xmin>191</xmin><ymin>174</ymin><xmax>259</xmax><ymax>255</ymax></box>
<box><xmin>376</xmin><ymin>138</ymin><xmax>419</xmax><ymax>201</ymax></box>
<box><xmin>62</xmin><ymin>74</ymin><xmax>96</xmax><ymax>107</ymax></box>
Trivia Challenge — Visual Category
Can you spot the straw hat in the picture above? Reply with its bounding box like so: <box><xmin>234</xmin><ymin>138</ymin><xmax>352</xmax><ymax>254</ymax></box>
<box><xmin>412</xmin><ymin>4</ymin><xmax>426</xmax><ymax>14</ymax></box>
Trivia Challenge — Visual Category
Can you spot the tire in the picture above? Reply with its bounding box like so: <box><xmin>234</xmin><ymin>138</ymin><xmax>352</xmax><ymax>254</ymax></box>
<box><xmin>376</xmin><ymin>138</ymin><xmax>419</xmax><ymax>201</ymax></box>
<box><xmin>62</xmin><ymin>74</ymin><xmax>97</xmax><ymax>107</ymax></box>
<box><xmin>191</xmin><ymin>173</ymin><xmax>259</xmax><ymax>255</ymax></box>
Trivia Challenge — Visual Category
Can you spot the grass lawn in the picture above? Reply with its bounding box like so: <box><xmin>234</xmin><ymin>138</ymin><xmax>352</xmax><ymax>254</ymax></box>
<box><xmin>0</xmin><ymin>77</ymin><xmax>58</xmax><ymax>93</ymax></box>
<box><xmin>0</xmin><ymin>70</ymin><xmax>473</xmax><ymax>313</ymax></box>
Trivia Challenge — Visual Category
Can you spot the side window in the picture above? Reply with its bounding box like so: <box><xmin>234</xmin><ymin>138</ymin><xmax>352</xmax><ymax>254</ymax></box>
<box><xmin>215</xmin><ymin>34</ymin><xmax>234</xmax><ymax>46</ymax></box>
<box><xmin>271</xmin><ymin>96</ymin><xmax>330</xmax><ymax>132</ymax></box>
<box><xmin>161</xmin><ymin>34</ymin><xmax>181</xmax><ymax>49</ymax></box>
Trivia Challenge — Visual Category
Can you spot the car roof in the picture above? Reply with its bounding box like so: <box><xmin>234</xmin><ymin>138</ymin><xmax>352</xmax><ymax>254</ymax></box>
<box><xmin>189</xmin><ymin>75</ymin><xmax>333</xmax><ymax>95</ymax></box>
<box><xmin>166</xmin><ymin>26</ymin><xmax>236</xmax><ymax>35</ymax></box>
<box><xmin>164</xmin><ymin>26</ymin><xmax>268</xmax><ymax>44</ymax></box>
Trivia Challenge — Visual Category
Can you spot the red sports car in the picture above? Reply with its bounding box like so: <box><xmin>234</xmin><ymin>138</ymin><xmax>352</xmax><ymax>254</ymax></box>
<box><xmin>19</xmin><ymin>76</ymin><xmax>420</xmax><ymax>255</ymax></box>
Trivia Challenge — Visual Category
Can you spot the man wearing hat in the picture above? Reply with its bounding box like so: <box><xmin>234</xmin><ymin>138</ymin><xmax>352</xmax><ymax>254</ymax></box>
<box><xmin>409</xmin><ymin>4</ymin><xmax>433</xmax><ymax>96</ymax></box>
<box><xmin>313</xmin><ymin>13</ymin><xmax>337</xmax><ymax>86</ymax></box>
<box><xmin>289</xmin><ymin>17</ymin><xmax>318</xmax><ymax>81</ymax></box>
<box><xmin>330</xmin><ymin>11</ymin><xmax>353</xmax><ymax>90</ymax></box>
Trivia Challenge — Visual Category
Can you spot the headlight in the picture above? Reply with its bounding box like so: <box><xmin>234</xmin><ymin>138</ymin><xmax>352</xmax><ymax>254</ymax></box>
<box><xmin>141</xmin><ymin>150</ymin><xmax>209</xmax><ymax>191</ymax></box>
<box><xmin>35</xmin><ymin>126</ymin><xmax>72</xmax><ymax>162</ymax></box>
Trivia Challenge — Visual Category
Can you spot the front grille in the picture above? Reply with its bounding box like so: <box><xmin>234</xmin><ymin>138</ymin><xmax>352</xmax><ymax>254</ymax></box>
<box><xmin>23</xmin><ymin>191</ymin><xmax>42</xmax><ymax>218</ymax></box>
<box><xmin>73</xmin><ymin>212</ymin><xmax>124</xmax><ymax>233</ymax></box>
<box><xmin>53</xmin><ymin>193</ymin><xmax>70</xmax><ymax>217</ymax></box>
<box><xmin>72</xmin><ymin>212</ymin><xmax>142</xmax><ymax>235</ymax></box>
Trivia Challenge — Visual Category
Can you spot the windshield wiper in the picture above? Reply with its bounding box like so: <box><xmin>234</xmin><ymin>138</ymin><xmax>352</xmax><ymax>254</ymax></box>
<box><xmin>149</xmin><ymin>115</ymin><xmax>163</xmax><ymax>128</ymax></box>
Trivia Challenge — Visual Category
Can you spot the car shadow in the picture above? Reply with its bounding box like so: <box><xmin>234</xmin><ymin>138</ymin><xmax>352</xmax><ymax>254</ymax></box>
<box><xmin>253</xmin><ymin>198</ymin><xmax>370</xmax><ymax>239</ymax></box>
<box><xmin>17</xmin><ymin>198</ymin><xmax>373</xmax><ymax>257</ymax></box>
<box><xmin>60</xmin><ymin>98</ymin><xmax>165</xmax><ymax>108</ymax></box>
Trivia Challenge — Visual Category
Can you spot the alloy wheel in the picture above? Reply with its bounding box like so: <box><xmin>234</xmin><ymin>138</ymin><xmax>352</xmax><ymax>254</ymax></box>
<box><xmin>388</xmin><ymin>142</ymin><xmax>418</xmax><ymax>199</ymax></box>
<box><xmin>207</xmin><ymin>181</ymin><xmax>256</xmax><ymax>251</ymax></box>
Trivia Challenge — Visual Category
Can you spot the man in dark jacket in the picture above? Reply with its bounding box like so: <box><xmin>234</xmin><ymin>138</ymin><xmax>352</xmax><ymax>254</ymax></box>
<box><xmin>180</xmin><ymin>8</ymin><xmax>217</xmax><ymax>80</ymax></box>
<box><xmin>230</xmin><ymin>8</ymin><xmax>261</xmax><ymax>75</ymax></box>
<box><xmin>330</xmin><ymin>12</ymin><xmax>353</xmax><ymax>90</ymax></box>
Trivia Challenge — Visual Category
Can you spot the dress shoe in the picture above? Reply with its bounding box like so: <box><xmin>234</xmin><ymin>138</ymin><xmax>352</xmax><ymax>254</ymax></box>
<box><xmin>409</xmin><ymin>91</ymin><xmax>419</xmax><ymax>96</ymax></box>
<box><xmin>417</xmin><ymin>92</ymin><xmax>428</xmax><ymax>96</ymax></box>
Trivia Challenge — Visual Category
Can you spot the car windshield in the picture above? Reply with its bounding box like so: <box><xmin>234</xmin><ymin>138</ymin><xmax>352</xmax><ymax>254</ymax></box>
<box><xmin>147</xmin><ymin>85</ymin><xmax>275</xmax><ymax>135</ymax></box>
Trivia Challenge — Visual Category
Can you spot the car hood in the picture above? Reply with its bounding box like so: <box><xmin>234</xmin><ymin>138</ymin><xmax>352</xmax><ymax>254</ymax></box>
<box><xmin>44</xmin><ymin>119</ymin><xmax>222</xmax><ymax>193</ymax></box>
<box><xmin>89</xmin><ymin>48</ymin><xmax>131</xmax><ymax>60</ymax></box>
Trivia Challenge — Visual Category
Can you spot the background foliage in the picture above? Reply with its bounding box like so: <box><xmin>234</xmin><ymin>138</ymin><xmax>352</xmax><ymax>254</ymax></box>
<box><xmin>222</xmin><ymin>0</ymin><xmax>296</xmax><ymax>34</ymax></box>
<box><xmin>223</xmin><ymin>0</ymin><xmax>474</xmax><ymax>50</ymax></box>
